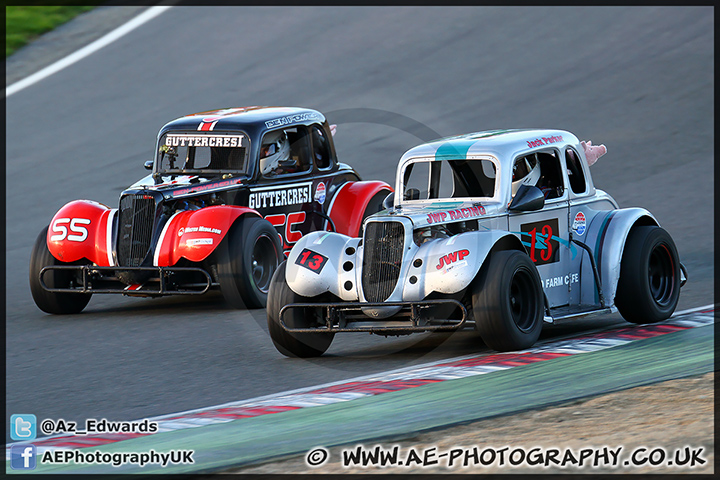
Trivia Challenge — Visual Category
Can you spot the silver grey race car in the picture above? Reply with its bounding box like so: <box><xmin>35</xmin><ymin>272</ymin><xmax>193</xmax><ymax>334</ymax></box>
<box><xmin>266</xmin><ymin>129</ymin><xmax>687</xmax><ymax>357</ymax></box>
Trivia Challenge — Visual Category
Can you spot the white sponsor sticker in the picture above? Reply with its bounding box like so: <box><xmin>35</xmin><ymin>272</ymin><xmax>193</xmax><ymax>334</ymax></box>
<box><xmin>186</xmin><ymin>238</ymin><xmax>213</xmax><ymax>246</ymax></box>
<box><xmin>442</xmin><ymin>260</ymin><xmax>468</xmax><ymax>274</ymax></box>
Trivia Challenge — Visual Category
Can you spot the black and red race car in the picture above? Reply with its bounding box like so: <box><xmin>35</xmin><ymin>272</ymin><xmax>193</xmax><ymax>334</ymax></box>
<box><xmin>30</xmin><ymin>106</ymin><xmax>392</xmax><ymax>313</ymax></box>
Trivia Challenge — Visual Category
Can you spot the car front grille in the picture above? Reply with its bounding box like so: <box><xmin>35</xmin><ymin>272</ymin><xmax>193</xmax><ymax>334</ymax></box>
<box><xmin>362</xmin><ymin>221</ymin><xmax>404</xmax><ymax>302</ymax></box>
<box><xmin>117</xmin><ymin>194</ymin><xmax>156</xmax><ymax>267</ymax></box>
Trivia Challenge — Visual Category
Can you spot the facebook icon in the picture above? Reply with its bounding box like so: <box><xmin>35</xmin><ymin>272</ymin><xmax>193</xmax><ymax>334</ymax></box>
<box><xmin>10</xmin><ymin>444</ymin><xmax>37</xmax><ymax>470</ymax></box>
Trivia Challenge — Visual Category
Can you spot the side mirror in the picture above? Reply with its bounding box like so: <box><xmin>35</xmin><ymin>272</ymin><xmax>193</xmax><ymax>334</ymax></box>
<box><xmin>382</xmin><ymin>192</ymin><xmax>395</xmax><ymax>210</ymax></box>
<box><xmin>509</xmin><ymin>184</ymin><xmax>545</xmax><ymax>212</ymax></box>
<box><xmin>144</xmin><ymin>160</ymin><xmax>154</xmax><ymax>171</ymax></box>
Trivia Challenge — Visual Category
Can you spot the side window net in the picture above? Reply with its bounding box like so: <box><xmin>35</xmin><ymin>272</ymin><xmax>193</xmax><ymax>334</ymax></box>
<box><xmin>565</xmin><ymin>147</ymin><xmax>587</xmax><ymax>194</ymax></box>
<box><xmin>311</xmin><ymin>126</ymin><xmax>331</xmax><ymax>170</ymax></box>
<box><xmin>537</xmin><ymin>151</ymin><xmax>565</xmax><ymax>200</ymax></box>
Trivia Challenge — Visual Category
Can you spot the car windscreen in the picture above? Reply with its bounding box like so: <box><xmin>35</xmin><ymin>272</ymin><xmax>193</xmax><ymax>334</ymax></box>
<box><xmin>156</xmin><ymin>132</ymin><xmax>249</xmax><ymax>175</ymax></box>
<box><xmin>402</xmin><ymin>158</ymin><xmax>497</xmax><ymax>201</ymax></box>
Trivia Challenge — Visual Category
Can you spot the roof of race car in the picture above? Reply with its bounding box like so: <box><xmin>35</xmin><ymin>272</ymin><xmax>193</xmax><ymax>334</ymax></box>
<box><xmin>400</xmin><ymin>128</ymin><xmax>581</xmax><ymax>165</ymax></box>
<box><xmin>157</xmin><ymin>106</ymin><xmax>326</xmax><ymax>137</ymax></box>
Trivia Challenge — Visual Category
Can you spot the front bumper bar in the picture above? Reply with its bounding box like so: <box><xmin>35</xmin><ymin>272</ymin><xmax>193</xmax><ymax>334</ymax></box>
<box><xmin>279</xmin><ymin>298</ymin><xmax>469</xmax><ymax>334</ymax></box>
<box><xmin>39</xmin><ymin>265</ymin><xmax>213</xmax><ymax>295</ymax></box>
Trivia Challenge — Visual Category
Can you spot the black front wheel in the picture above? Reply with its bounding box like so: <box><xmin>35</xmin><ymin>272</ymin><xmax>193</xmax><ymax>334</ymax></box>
<box><xmin>217</xmin><ymin>216</ymin><xmax>283</xmax><ymax>309</ymax></box>
<box><xmin>471</xmin><ymin>250</ymin><xmax>544</xmax><ymax>351</ymax></box>
<box><xmin>267</xmin><ymin>262</ymin><xmax>334</xmax><ymax>358</ymax></box>
<box><xmin>615</xmin><ymin>226</ymin><xmax>681</xmax><ymax>324</ymax></box>
<box><xmin>29</xmin><ymin>226</ymin><xmax>92</xmax><ymax>314</ymax></box>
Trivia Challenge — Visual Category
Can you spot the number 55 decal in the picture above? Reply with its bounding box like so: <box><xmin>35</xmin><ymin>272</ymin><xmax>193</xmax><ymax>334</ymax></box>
<box><xmin>295</xmin><ymin>248</ymin><xmax>328</xmax><ymax>273</ymax></box>
<box><xmin>50</xmin><ymin>218</ymin><xmax>91</xmax><ymax>242</ymax></box>
<box><xmin>265</xmin><ymin>211</ymin><xmax>307</xmax><ymax>247</ymax></box>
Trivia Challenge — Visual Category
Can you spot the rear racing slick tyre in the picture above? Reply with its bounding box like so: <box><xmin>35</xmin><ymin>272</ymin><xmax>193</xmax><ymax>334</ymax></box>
<box><xmin>267</xmin><ymin>262</ymin><xmax>335</xmax><ymax>357</ymax></box>
<box><xmin>361</xmin><ymin>191</ymin><xmax>388</xmax><ymax>225</ymax></box>
<box><xmin>29</xmin><ymin>226</ymin><xmax>92</xmax><ymax>314</ymax></box>
<box><xmin>217</xmin><ymin>216</ymin><xmax>283</xmax><ymax>309</ymax></box>
<box><xmin>471</xmin><ymin>249</ymin><xmax>544</xmax><ymax>351</ymax></box>
<box><xmin>615</xmin><ymin>226</ymin><xmax>681</xmax><ymax>324</ymax></box>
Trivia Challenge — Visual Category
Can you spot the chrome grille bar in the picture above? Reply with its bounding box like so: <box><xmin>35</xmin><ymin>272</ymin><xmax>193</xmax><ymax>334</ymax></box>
<box><xmin>117</xmin><ymin>194</ymin><xmax>156</xmax><ymax>267</ymax></box>
<box><xmin>362</xmin><ymin>221</ymin><xmax>404</xmax><ymax>302</ymax></box>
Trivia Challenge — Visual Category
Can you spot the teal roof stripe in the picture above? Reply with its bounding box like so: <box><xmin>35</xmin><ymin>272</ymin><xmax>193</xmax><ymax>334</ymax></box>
<box><xmin>434</xmin><ymin>129</ymin><xmax>517</xmax><ymax>159</ymax></box>
<box><xmin>435</xmin><ymin>140</ymin><xmax>474</xmax><ymax>159</ymax></box>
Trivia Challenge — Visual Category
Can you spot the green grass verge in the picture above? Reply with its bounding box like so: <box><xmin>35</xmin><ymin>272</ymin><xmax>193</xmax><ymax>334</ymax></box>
<box><xmin>6</xmin><ymin>5</ymin><xmax>98</xmax><ymax>57</ymax></box>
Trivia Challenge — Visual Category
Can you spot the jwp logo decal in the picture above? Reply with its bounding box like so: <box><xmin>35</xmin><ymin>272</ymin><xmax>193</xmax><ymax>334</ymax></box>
<box><xmin>436</xmin><ymin>249</ymin><xmax>469</xmax><ymax>270</ymax></box>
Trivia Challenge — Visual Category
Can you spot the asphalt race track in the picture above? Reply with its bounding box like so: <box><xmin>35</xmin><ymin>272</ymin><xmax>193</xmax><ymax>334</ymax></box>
<box><xmin>5</xmin><ymin>7</ymin><xmax>713</xmax><ymax>443</ymax></box>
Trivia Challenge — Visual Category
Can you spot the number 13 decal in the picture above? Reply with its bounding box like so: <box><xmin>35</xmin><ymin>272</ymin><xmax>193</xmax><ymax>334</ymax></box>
<box><xmin>529</xmin><ymin>224</ymin><xmax>553</xmax><ymax>262</ymax></box>
<box><xmin>520</xmin><ymin>219</ymin><xmax>559</xmax><ymax>266</ymax></box>
<box><xmin>295</xmin><ymin>248</ymin><xmax>328</xmax><ymax>273</ymax></box>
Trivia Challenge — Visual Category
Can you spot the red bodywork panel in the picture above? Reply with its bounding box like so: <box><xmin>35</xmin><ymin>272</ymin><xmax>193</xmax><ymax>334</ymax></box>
<box><xmin>47</xmin><ymin>200</ymin><xmax>115</xmax><ymax>266</ymax></box>
<box><xmin>154</xmin><ymin>206</ymin><xmax>260</xmax><ymax>266</ymax></box>
<box><xmin>328</xmin><ymin>181</ymin><xmax>393</xmax><ymax>237</ymax></box>
<box><xmin>47</xmin><ymin>201</ymin><xmax>260</xmax><ymax>267</ymax></box>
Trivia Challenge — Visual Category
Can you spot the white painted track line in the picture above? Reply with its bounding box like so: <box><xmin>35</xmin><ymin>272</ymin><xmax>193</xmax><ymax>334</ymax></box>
<box><xmin>674</xmin><ymin>303</ymin><xmax>715</xmax><ymax>316</ymax></box>
<box><xmin>5</xmin><ymin>6</ymin><xmax>172</xmax><ymax>98</ymax></box>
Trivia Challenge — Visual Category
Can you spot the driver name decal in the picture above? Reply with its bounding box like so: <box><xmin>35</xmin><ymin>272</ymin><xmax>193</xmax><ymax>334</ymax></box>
<box><xmin>165</xmin><ymin>134</ymin><xmax>244</xmax><ymax>148</ymax></box>
<box><xmin>265</xmin><ymin>112</ymin><xmax>322</xmax><ymax>129</ymax></box>
<box><xmin>527</xmin><ymin>135</ymin><xmax>563</xmax><ymax>148</ymax></box>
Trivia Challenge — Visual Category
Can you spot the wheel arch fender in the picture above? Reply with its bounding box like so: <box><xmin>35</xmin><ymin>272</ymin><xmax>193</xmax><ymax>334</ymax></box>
<box><xmin>46</xmin><ymin>200</ymin><xmax>116</xmax><ymax>266</ymax></box>
<box><xmin>403</xmin><ymin>231</ymin><xmax>525</xmax><ymax>299</ymax></box>
<box><xmin>327</xmin><ymin>180</ymin><xmax>393</xmax><ymax>237</ymax></box>
<box><xmin>284</xmin><ymin>230</ymin><xmax>359</xmax><ymax>299</ymax></box>
<box><xmin>154</xmin><ymin>205</ymin><xmax>262</xmax><ymax>266</ymax></box>
<box><xmin>582</xmin><ymin>207</ymin><xmax>659</xmax><ymax>306</ymax></box>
